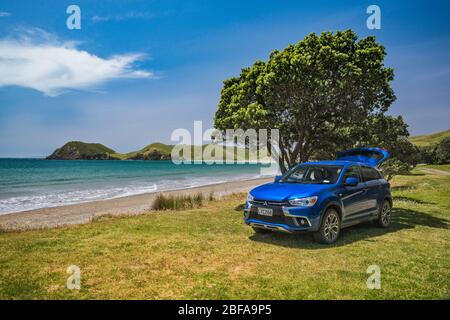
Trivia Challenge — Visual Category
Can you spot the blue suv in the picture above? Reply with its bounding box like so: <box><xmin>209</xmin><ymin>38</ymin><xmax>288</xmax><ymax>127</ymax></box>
<box><xmin>244</xmin><ymin>148</ymin><xmax>392</xmax><ymax>244</ymax></box>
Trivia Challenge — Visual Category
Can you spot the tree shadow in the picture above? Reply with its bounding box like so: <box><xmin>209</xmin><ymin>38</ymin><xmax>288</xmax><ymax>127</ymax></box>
<box><xmin>391</xmin><ymin>185</ymin><xmax>417</xmax><ymax>192</ymax></box>
<box><xmin>249</xmin><ymin>208</ymin><xmax>449</xmax><ymax>249</ymax></box>
<box><xmin>392</xmin><ymin>196</ymin><xmax>434</xmax><ymax>205</ymax></box>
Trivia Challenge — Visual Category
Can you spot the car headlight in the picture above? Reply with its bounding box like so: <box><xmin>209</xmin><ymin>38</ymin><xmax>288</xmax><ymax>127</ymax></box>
<box><xmin>288</xmin><ymin>196</ymin><xmax>318</xmax><ymax>207</ymax></box>
<box><xmin>247</xmin><ymin>193</ymin><xmax>254</xmax><ymax>203</ymax></box>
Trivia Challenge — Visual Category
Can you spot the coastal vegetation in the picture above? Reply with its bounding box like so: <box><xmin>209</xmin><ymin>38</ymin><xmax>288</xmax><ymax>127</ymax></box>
<box><xmin>153</xmin><ymin>192</ymin><xmax>208</xmax><ymax>211</ymax></box>
<box><xmin>46</xmin><ymin>141</ymin><xmax>173</xmax><ymax>160</ymax></box>
<box><xmin>0</xmin><ymin>166</ymin><xmax>448</xmax><ymax>299</ymax></box>
<box><xmin>46</xmin><ymin>141</ymin><xmax>254</xmax><ymax>161</ymax></box>
<box><xmin>46</xmin><ymin>141</ymin><xmax>117</xmax><ymax>160</ymax></box>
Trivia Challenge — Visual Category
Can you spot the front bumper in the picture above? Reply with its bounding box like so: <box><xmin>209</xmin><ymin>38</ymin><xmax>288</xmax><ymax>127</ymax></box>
<box><xmin>244</xmin><ymin>200</ymin><xmax>321</xmax><ymax>233</ymax></box>
<box><xmin>246</xmin><ymin>219</ymin><xmax>309</xmax><ymax>233</ymax></box>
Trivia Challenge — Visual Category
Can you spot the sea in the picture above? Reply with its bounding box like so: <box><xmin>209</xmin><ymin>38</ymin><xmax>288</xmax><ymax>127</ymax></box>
<box><xmin>0</xmin><ymin>159</ymin><xmax>268</xmax><ymax>214</ymax></box>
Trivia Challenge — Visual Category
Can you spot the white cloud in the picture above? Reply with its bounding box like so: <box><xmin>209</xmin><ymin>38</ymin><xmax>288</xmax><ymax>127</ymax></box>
<box><xmin>0</xmin><ymin>29</ymin><xmax>152</xmax><ymax>96</ymax></box>
<box><xmin>0</xmin><ymin>12</ymin><xmax>11</xmax><ymax>17</ymax></box>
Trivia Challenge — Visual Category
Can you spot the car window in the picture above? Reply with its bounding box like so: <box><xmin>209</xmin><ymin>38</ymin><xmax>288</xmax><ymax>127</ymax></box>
<box><xmin>289</xmin><ymin>167</ymin><xmax>306</xmax><ymax>181</ymax></box>
<box><xmin>361</xmin><ymin>166</ymin><xmax>381</xmax><ymax>182</ymax></box>
<box><xmin>343</xmin><ymin>165</ymin><xmax>360</xmax><ymax>182</ymax></box>
<box><xmin>281</xmin><ymin>165</ymin><xmax>343</xmax><ymax>184</ymax></box>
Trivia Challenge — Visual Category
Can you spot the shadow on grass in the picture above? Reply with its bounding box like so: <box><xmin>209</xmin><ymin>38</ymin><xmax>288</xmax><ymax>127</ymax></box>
<box><xmin>391</xmin><ymin>185</ymin><xmax>417</xmax><ymax>192</ymax></box>
<box><xmin>249</xmin><ymin>208</ymin><xmax>449</xmax><ymax>249</ymax></box>
<box><xmin>392</xmin><ymin>196</ymin><xmax>434</xmax><ymax>205</ymax></box>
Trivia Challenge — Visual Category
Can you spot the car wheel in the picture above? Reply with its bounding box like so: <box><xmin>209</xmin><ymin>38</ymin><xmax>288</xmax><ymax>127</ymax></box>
<box><xmin>252</xmin><ymin>227</ymin><xmax>271</xmax><ymax>234</ymax></box>
<box><xmin>313</xmin><ymin>209</ymin><xmax>341</xmax><ymax>244</ymax></box>
<box><xmin>376</xmin><ymin>200</ymin><xmax>392</xmax><ymax>228</ymax></box>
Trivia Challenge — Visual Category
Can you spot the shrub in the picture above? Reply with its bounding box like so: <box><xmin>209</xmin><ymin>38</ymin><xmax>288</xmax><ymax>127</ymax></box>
<box><xmin>380</xmin><ymin>158</ymin><xmax>410</xmax><ymax>181</ymax></box>
<box><xmin>418</xmin><ymin>145</ymin><xmax>436</xmax><ymax>164</ymax></box>
<box><xmin>435</xmin><ymin>137</ymin><xmax>450</xmax><ymax>164</ymax></box>
<box><xmin>153</xmin><ymin>193</ymin><xmax>207</xmax><ymax>211</ymax></box>
<box><xmin>417</xmin><ymin>137</ymin><xmax>450</xmax><ymax>165</ymax></box>
<box><xmin>193</xmin><ymin>193</ymin><xmax>203</xmax><ymax>207</ymax></box>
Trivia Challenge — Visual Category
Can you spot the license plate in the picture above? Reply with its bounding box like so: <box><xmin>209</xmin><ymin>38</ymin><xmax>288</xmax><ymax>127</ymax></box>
<box><xmin>258</xmin><ymin>207</ymin><xmax>273</xmax><ymax>216</ymax></box>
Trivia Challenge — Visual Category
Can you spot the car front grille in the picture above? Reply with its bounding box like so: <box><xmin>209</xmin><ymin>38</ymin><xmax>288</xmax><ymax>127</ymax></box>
<box><xmin>250</xmin><ymin>199</ymin><xmax>289</xmax><ymax>207</ymax></box>
<box><xmin>247</xmin><ymin>200</ymin><xmax>290</xmax><ymax>225</ymax></box>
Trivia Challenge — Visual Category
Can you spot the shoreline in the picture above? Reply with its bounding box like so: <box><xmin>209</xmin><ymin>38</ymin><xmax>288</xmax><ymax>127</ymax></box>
<box><xmin>0</xmin><ymin>177</ymin><xmax>272</xmax><ymax>232</ymax></box>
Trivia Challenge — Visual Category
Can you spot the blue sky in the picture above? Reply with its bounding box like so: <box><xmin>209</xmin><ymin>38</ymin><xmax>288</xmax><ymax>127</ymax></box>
<box><xmin>0</xmin><ymin>0</ymin><xmax>449</xmax><ymax>157</ymax></box>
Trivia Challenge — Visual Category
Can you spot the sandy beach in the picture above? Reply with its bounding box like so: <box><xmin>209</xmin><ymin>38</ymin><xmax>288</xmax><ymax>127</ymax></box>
<box><xmin>0</xmin><ymin>177</ymin><xmax>272</xmax><ymax>232</ymax></box>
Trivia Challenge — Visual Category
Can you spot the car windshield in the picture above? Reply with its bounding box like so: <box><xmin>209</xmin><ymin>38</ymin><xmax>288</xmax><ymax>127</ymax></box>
<box><xmin>280</xmin><ymin>165</ymin><xmax>343</xmax><ymax>184</ymax></box>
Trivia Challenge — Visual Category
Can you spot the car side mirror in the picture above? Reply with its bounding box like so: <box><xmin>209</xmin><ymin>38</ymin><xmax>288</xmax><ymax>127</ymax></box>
<box><xmin>344</xmin><ymin>176</ymin><xmax>359</xmax><ymax>186</ymax></box>
<box><xmin>274</xmin><ymin>175</ymin><xmax>282</xmax><ymax>183</ymax></box>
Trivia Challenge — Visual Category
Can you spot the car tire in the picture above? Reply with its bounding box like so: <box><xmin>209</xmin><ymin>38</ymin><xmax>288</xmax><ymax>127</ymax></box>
<box><xmin>252</xmin><ymin>227</ymin><xmax>270</xmax><ymax>234</ymax></box>
<box><xmin>376</xmin><ymin>200</ymin><xmax>392</xmax><ymax>228</ymax></box>
<box><xmin>313</xmin><ymin>208</ymin><xmax>341</xmax><ymax>244</ymax></box>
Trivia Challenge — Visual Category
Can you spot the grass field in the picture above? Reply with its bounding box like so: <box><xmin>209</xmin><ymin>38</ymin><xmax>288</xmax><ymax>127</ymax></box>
<box><xmin>423</xmin><ymin>164</ymin><xmax>450</xmax><ymax>173</ymax></box>
<box><xmin>0</xmin><ymin>167</ymin><xmax>449</xmax><ymax>299</ymax></box>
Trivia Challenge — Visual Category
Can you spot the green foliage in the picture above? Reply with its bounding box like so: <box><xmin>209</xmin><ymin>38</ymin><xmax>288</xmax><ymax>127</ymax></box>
<box><xmin>142</xmin><ymin>143</ymin><xmax>173</xmax><ymax>154</ymax></box>
<box><xmin>215</xmin><ymin>30</ymin><xmax>398</xmax><ymax>171</ymax></box>
<box><xmin>417</xmin><ymin>146</ymin><xmax>435</xmax><ymax>164</ymax></box>
<box><xmin>434</xmin><ymin>137</ymin><xmax>450</xmax><ymax>164</ymax></box>
<box><xmin>349</xmin><ymin>115</ymin><xmax>417</xmax><ymax>163</ymax></box>
<box><xmin>46</xmin><ymin>141</ymin><xmax>117</xmax><ymax>160</ymax></box>
<box><xmin>414</xmin><ymin>134</ymin><xmax>450</xmax><ymax>165</ymax></box>
<box><xmin>379</xmin><ymin>158</ymin><xmax>410</xmax><ymax>181</ymax></box>
<box><xmin>312</xmin><ymin>114</ymin><xmax>417</xmax><ymax>166</ymax></box>
<box><xmin>124</xmin><ymin>142</ymin><xmax>173</xmax><ymax>160</ymax></box>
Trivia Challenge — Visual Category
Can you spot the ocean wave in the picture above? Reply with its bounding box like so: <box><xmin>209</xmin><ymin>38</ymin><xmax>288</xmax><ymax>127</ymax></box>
<box><xmin>0</xmin><ymin>173</ymin><xmax>262</xmax><ymax>215</ymax></box>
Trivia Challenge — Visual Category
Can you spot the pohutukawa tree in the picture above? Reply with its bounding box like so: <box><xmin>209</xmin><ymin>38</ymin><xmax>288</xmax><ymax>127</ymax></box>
<box><xmin>214</xmin><ymin>30</ymin><xmax>403</xmax><ymax>172</ymax></box>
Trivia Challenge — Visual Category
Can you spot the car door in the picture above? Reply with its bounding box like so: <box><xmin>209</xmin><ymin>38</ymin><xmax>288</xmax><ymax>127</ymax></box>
<box><xmin>360</xmin><ymin>166</ymin><xmax>383</xmax><ymax>213</ymax></box>
<box><xmin>339</xmin><ymin>165</ymin><xmax>368</xmax><ymax>218</ymax></box>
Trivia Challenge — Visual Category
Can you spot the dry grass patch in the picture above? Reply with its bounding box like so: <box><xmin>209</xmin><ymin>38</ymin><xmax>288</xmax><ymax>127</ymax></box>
<box><xmin>153</xmin><ymin>192</ymin><xmax>205</xmax><ymax>210</ymax></box>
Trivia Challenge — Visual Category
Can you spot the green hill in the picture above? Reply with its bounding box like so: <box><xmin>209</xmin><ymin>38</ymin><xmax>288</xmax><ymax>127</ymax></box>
<box><xmin>120</xmin><ymin>143</ymin><xmax>173</xmax><ymax>160</ymax></box>
<box><xmin>410</xmin><ymin>129</ymin><xmax>450</xmax><ymax>147</ymax></box>
<box><xmin>46</xmin><ymin>141</ymin><xmax>117</xmax><ymax>160</ymax></box>
<box><xmin>46</xmin><ymin>141</ymin><xmax>258</xmax><ymax>161</ymax></box>
<box><xmin>120</xmin><ymin>143</ymin><xmax>255</xmax><ymax>161</ymax></box>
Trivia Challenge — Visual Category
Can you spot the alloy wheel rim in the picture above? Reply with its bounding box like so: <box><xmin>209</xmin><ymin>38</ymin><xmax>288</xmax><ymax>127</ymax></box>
<box><xmin>381</xmin><ymin>202</ymin><xmax>391</xmax><ymax>225</ymax></box>
<box><xmin>324</xmin><ymin>212</ymin><xmax>339</xmax><ymax>241</ymax></box>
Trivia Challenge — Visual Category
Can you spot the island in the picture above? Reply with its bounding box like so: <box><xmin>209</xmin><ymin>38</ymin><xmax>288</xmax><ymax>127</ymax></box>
<box><xmin>46</xmin><ymin>141</ymin><xmax>172</xmax><ymax>160</ymax></box>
